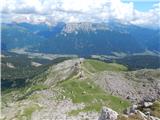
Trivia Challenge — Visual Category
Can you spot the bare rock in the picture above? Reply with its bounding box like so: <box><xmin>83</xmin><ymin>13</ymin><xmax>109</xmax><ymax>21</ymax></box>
<box><xmin>136</xmin><ymin>110</ymin><xmax>148</xmax><ymax>120</ymax></box>
<box><xmin>150</xmin><ymin>116</ymin><xmax>160</xmax><ymax>120</ymax></box>
<box><xmin>124</xmin><ymin>105</ymin><xmax>138</xmax><ymax>115</ymax></box>
<box><xmin>143</xmin><ymin>102</ymin><xmax>153</xmax><ymax>108</ymax></box>
<box><xmin>98</xmin><ymin>107</ymin><xmax>118</xmax><ymax>120</ymax></box>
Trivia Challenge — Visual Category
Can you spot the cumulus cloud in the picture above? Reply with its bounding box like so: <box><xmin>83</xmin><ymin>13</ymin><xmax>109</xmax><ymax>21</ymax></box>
<box><xmin>1</xmin><ymin>0</ymin><xmax>160</xmax><ymax>28</ymax></box>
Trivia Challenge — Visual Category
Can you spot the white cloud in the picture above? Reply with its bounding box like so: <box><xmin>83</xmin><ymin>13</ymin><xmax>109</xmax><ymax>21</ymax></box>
<box><xmin>110</xmin><ymin>0</ymin><xmax>134</xmax><ymax>20</ymax></box>
<box><xmin>1</xmin><ymin>0</ymin><xmax>160</xmax><ymax>28</ymax></box>
<box><xmin>130</xmin><ymin>2</ymin><xmax>160</xmax><ymax>28</ymax></box>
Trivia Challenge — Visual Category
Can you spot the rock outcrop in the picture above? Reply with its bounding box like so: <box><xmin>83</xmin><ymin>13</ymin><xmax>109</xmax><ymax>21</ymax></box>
<box><xmin>43</xmin><ymin>58</ymin><xmax>84</xmax><ymax>86</ymax></box>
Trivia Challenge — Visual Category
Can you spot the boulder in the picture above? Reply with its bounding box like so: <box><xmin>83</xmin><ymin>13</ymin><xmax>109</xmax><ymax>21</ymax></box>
<box><xmin>98</xmin><ymin>107</ymin><xmax>118</xmax><ymax>120</ymax></box>
<box><xmin>143</xmin><ymin>102</ymin><xmax>153</xmax><ymax>108</ymax></box>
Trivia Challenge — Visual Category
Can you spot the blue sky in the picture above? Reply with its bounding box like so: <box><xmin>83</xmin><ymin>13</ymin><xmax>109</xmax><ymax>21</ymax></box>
<box><xmin>123</xmin><ymin>0</ymin><xmax>159</xmax><ymax>11</ymax></box>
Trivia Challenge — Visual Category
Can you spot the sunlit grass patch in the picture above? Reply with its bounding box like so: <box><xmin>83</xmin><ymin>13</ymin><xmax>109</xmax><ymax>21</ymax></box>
<box><xmin>59</xmin><ymin>78</ymin><xmax>130</xmax><ymax>115</ymax></box>
<box><xmin>83</xmin><ymin>59</ymin><xmax>127</xmax><ymax>73</ymax></box>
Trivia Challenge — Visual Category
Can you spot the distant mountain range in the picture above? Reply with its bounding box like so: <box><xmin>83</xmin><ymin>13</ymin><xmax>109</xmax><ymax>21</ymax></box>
<box><xmin>1</xmin><ymin>21</ymin><xmax>160</xmax><ymax>56</ymax></box>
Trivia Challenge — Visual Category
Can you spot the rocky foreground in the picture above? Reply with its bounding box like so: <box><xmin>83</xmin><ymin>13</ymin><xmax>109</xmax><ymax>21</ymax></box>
<box><xmin>1</xmin><ymin>58</ymin><xmax>160</xmax><ymax>120</ymax></box>
<box><xmin>99</xmin><ymin>105</ymin><xmax>160</xmax><ymax>120</ymax></box>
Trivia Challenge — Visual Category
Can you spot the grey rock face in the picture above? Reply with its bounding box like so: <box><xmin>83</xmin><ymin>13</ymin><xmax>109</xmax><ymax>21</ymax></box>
<box><xmin>93</xmin><ymin>69</ymin><xmax>160</xmax><ymax>103</ymax></box>
<box><xmin>44</xmin><ymin>58</ymin><xmax>84</xmax><ymax>86</ymax></box>
<box><xmin>98</xmin><ymin>107</ymin><xmax>118</xmax><ymax>120</ymax></box>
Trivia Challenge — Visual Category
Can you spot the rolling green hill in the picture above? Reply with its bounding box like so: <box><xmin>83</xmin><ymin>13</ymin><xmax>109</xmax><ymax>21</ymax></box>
<box><xmin>83</xmin><ymin>59</ymin><xmax>127</xmax><ymax>72</ymax></box>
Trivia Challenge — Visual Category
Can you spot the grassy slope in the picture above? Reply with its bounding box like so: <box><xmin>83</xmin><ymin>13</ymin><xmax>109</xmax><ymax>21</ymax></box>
<box><xmin>57</xmin><ymin>59</ymin><xmax>130</xmax><ymax>115</ymax></box>
<box><xmin>2</xmin><ymin>59</ymin><xmax>130</xmax><ymax>118</ymax></box>
<box><xmin>18</xmin><ymin>104</ymin><xmax>42</xmax><ymax>120</ymax></box>
<box><xmin>83</xmin><ymin>59</ymin><xmax>127</xmax><ymax>73</ymax></box>
<box><xmin>58</xmin><ymin>78</ymin><xmax>130</xmax><ymax>115</ymax></box>
<box><xmin>150</xmin><ymin>101</ymin><xmax>160</xmax><ymax>118</ymax></box>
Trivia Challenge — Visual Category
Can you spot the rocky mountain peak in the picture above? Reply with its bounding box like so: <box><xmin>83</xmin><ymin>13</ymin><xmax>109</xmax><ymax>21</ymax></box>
<box><xmin>62</xmin><ymin>22</ymin><xmax>110</xmax><ymax>33</ymax></box>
